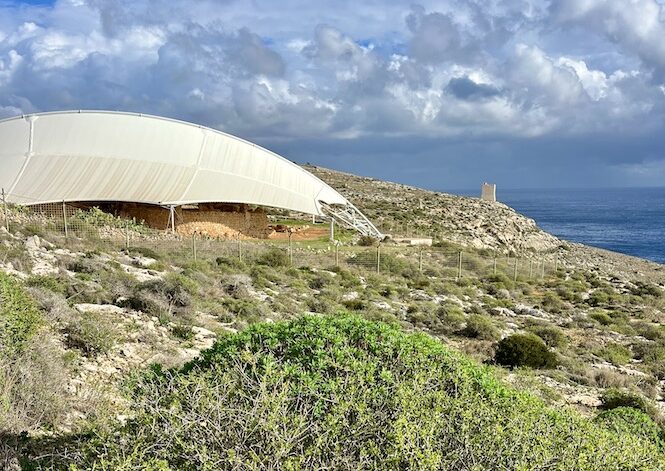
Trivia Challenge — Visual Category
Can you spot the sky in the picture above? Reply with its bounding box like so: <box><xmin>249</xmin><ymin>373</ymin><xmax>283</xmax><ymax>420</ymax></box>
<box><xmin>0</xmin><ymin>0</ymin><xmax>665</xmax><ymax>190</ymax></box>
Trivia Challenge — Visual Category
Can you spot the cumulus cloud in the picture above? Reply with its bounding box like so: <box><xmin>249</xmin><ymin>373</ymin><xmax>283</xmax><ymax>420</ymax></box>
<box><xmin>0</xmin><ymin>0</ymin><xmax>664</xmax><ymax>186</ymax></box>
<box><xmin>551</xmin><ymin>0</ymin><xmax>665</xmax><ymax>78</ymax></box>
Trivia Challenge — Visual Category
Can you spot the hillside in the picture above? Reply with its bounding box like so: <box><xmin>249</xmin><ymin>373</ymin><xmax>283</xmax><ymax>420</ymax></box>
<box><xmin>306</xmin><ymin>165</ymin><xmax>561</xmax><ymax>254</ymax></box>
<box><xmin>1</xmin><ymin>168</ymin><xmax>665</xmax><ymax>469</ymax></box>
<box><xmin>308</xmin><ymin>164</ymin><xmax>665</xmax><ymax>282</ymax></box>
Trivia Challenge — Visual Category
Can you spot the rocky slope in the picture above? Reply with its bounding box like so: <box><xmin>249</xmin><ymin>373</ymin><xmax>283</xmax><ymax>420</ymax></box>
<box><xmin>306</xmin><ymin>165</ymin><xmax>561</xmax><ymax>254</ymax></box>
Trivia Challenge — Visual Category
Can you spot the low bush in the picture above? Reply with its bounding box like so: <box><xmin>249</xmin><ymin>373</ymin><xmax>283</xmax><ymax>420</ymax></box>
<box><xmin>595</xmin><ymin>407</ymin><xmax>664</xmax><ymax>446</ymax></box>
<box><xmin>460</xmin><ymin>314</ymin><xmax>499</xmax><ymax>340</ymax></box>
<box><xmin>357</xmin><ymin>235</ymin><xmax>378</xmax><ymax>246</ymax></box>
<box><xmin>33</xmin><ymin>315</ymin><xmax>664</xmax><ymax>469</ymax></box>
<box><xmin>589</xmin><ymin>310</ymin><xmax>613</xmax><ymax>326</ymax></box>
<box><xmin>24</xmin><ymin>275</ymin><xmax>67</xmax><ymax>296</ymax></box>
<box><xmin>495</xmin><ymin>333</ymin><xmax>558</xmax><ymax>369</ymax></box>
<box><xmin>540</xmin><ymin>292</ymin><xmax>565</xmax><ymax>313</ymax></box>
<box><xmin>0</xmin><ymin>273</ymin><xmax>42</xmax><ymax>358</ymax></box>
<box><xmin>171</xmin><ymin>323</ymin><xmax>194</xmax><ymax>341</ymax></box>
<box><xmin>140</xmin><ymin>273</ymin><xmax>198</xmax><ymax>308</ymax></box>
<box><xmin>435</xmin><ymin>304</ymin><xmax>465</xmax><ymax>332</ymax></box>
<box><xmin>527</xmin><ymin>324</ymin><xmax>568</xmax><ymax>348</ymax></box>
<box><xmin>599</xmin><ymin>343</ymin><xmax>632</xmax><ymax>366</ymax></box>
<box><xmin>257</xmin><ymin>248</ymin><xmax>290</xmax><ymax>268</ymax></box>
<box><xmin>342</xmin><ymin>298</ymin><xmax>365</xmax><ymax>311</ymax></box>
<box><xmin>64</xmin><ymin>311</ymin><xmax>118</xmax><ymax>355</ymax></box>
<box><xmin>600</xmin><ymin>388</ymin><xmax>656</xmax><ymax>418</ymax></box>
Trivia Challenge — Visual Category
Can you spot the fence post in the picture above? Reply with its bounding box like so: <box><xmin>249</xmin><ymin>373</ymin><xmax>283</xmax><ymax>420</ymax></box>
<box><xmin>288</xmin><ymin>231</ymin><xmax>293</xmax><ymax>265</ymax></box>
<box><xmin>1</xmin><ymin>188</ymin><xmax>8</xmax><ymax>232</ymax></box>
<box><xmin>237</xmin><ymin>234</ymin><xmax>243</xmax><ymax>262</ymax></box>
<box><xmin>125</xmin><ymin>221</ymin><xmax>130</xmax><ymax>250</ymax></box>
<box><xmin>62</xmin><ymin>200</ymin><xmax>69</xmax><ymax>239</ymax></box>
<box><xmin>513</xmin><ymin>257</ymin><xmax>518</xmax><ymax>282</ymax></box>
<box><xmin>335</xmin><ymin>243</ymin><xmax>339</xmax><ymax>267</ymax></box>
<box><xmin>376</xmin><ymin>244</ymin><xmax>381</xmax><ymax>274</ymax></box>
<box><xmin>457</xmin><ymin>251</ymin><xmax>462</xmax><ymax>280</ymax></box>
<box><xmin>192</xmin><ymin>233</ymin><xmax>197</xmax><ymax>262</ymax></box>
<box><xmin>418</xmin><ymin>247</ymin><xmax>423</xmax><ymax>272</ymax></box>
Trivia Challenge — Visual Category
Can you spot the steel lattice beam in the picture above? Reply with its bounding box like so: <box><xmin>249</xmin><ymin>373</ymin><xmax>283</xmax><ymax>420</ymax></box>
<box><xmin>320</xmin><ymin>202</ymin><xmax>383</xmax><ymax>239</ymax></box>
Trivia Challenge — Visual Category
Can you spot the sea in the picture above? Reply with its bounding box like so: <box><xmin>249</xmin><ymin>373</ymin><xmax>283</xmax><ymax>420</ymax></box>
<box><xmin>451</xmin><ymin>187</ymin><xmax>665</xmax><ymax>265</ymax></box>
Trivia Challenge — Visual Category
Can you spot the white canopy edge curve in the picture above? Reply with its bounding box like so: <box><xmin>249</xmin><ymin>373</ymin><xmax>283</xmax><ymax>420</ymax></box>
<box><xmin>0</xmin><ymin>110</ymin><xmax>382</xmax><ymax>238</ymax></box>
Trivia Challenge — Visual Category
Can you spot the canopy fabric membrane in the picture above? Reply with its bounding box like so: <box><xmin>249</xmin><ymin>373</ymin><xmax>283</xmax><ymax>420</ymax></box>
<box><xmin>0</xmin><ymin>110</ymin><xmax>382</xmax><ymax>238</ymax></box>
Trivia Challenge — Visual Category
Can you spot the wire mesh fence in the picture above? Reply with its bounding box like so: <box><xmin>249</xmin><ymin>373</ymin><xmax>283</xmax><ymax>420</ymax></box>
<box><xmin>0</xmin><ymin>203</ymin><xmax>560</xmax><ymax>281</ymax></box>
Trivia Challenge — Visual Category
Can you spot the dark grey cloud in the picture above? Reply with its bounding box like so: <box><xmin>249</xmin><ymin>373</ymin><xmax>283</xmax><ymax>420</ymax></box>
<box><xmin>446</xmin><ymin>76</ymin><xmax>501</xmax><ymax>100</ymax></box>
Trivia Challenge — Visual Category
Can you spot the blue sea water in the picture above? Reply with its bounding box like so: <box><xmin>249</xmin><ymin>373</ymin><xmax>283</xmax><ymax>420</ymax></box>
<box><xmin>452</xmin><ymin>187</ymin><xmax>665</xmax><ymax>265</ymax></box>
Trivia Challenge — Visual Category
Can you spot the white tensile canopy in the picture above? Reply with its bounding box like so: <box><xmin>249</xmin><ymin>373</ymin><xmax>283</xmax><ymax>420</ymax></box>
<box><xmin>0</xmin><ymin>111</ymin><xmax>381</xmax><ymax>238</ymax></box>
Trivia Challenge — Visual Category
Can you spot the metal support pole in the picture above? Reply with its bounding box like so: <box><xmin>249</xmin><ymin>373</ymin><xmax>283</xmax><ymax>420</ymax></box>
<box><xmin>125</xmin><ymin>221</ymin><xmax>130</xmax><ymax>250</ymax></box>
<box><xmin>335</xmin><ymin>243</ymin><xmax>339</xmax><ymax>267</ymax></box>
<box><xmin>457</xmin><ymin>251</ymin><xmax>462</xmax><ymax>280</ymax></box>
<box><xmin>192</xmin><ymin>234</ymin><xmax>197</xmax><ymax>261</ymax></box>
<box><xmin>1</xmin><ymin>188</ymin><xmax>9</xmax><ymax>232</ymax></box>
<box><xmin>237</xmin><ymin>234</ymin><xmax>242</xmax><ymax>262</ymax></box>
<box><xmin>169</xmin><ymin>205</ymin><xmax>176</xmax><ymax>233</ymax></box>
<box><xmin>329</xmin><ymin>218</ymin><xmax>335</xmax><ymax>242</ymax></box>
<box><xmin>513</xmin><ymin>257</ymin><xmax>518</xmax><ymax>282</ymax></box>
<box><xmin>529</xmin><ymin>260</ymin><xmax>533</xmax><ymax>279</ymax></box>
<box><xmin>418</xmin><ymin>247</ymin><xmax>423</xmax><ymax>272</ymax></box>
<box><xmin>62</xmin><ymin>200</ymin><xmax>69</xmax><ymax>238</ymax></box>
<box><xmin>376</xmin><ymin>244</ymin><xmax>381</xmax><ymax>274</ymax></box>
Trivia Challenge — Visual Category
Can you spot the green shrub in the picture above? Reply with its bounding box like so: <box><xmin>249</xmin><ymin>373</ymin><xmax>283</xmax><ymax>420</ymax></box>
<box><xmin>629</xmin><ymin>282</ymin><xmax>664</xmax><ymax>298</ymax></box>
<box><xmin>171</xmin><ymin>323</ymin><xmax>194</xmax><ymax>341</ymax></box>
<box><xmin>222</xmin><ymin>298</ymin><xmax>266</xmax><ymax>323</ymax></box>
<box><xmin>460</xmin><ymin>314</ymin><xmax>499</xmax><ymax>340</ymax></box>
<box><xmin>539</xmin><ymin>292</ymin><xmax>565</xmax><ymax>313</ymax></box>
<box><xmin>595</xmin><ymin>407</ymin><xmax>663</xmax><ymax>445</ymax></box>
<box><xmin>257</xmin><ymin>248</ymin><xmax>290</xmax><ymax>267</ymax></box>
<box><xmin>483</xmin><ymin>273</ymin><xmax>515</xmax><ymax>291</ymax></box>
<box><xmin>140</xmin><ymin>273</ymin><xmax>198</xmax><ymax>308</ymax></box>
<box><xmin>599</xmin><ymin>343</ymin><xmax>632</xmax><ymax>366</ymax></box>
<box><xmin>635</xmin><ymin>322</ymin><xmax>665</xmax><ymax>341</ymax></box>
<box><xmin>589</xmin><ymin>310</ymin><xmax>613</xmax><ymax>326</ymax></box>
<box><xmin>495</xmin><ymin>333</ymin><xmax>557</xmax><ymax>369</ymax></box>
<box><xmin>600</xmin><ymin>389</ymin><xmax>656</xmax><ymax>417</ymax></box>
<box><xmin>342</xmin><ymin>298</ymin><xmax>365</xmax><ymax>311</ymax></box>
<box><xmin>357</xmin><ymin>235</ymin><xmax>378</xmax><ymax>246</ymax></box>
<box><xmin>38</xmin><ymin>315</ymin><xmax>664</xmax><ymax>469</ymax></box>
<box><xmin>527</xmin><ymin>324</ymin><xmax>568</xmax><ymax>348</ymax></box>
<box><xmin>129</xmin><ymin>246</ymin><xmax>162</xmax><ymax>260</ymax></box>
<box><xmin>25</xmin><ymin>275</ymin><xmax>67</xmax><ymax>295</ymax></box>
<box><xmin>436</xmin><ymin>304</ymin><xmax>465</xmax><ymax>331</ymax></box>
<box><xmin>0</xmin><ymin>273</ymin><xmax>42</xmax><ymax>358</ymax></box>
<box><xmin>64</xmin><ymin>311</ymin><xmax>118</xmax><ymax>355</ymax></box>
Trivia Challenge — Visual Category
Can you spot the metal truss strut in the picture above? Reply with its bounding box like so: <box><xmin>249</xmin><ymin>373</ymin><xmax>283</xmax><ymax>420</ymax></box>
<box><xmin>319</xmin><ymin>202</ymin><xmax>383</xmax><ymax>239</ymax></box>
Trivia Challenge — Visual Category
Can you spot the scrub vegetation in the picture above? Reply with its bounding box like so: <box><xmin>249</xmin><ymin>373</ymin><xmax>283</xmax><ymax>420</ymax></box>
<box><xmin>2</xmin><ymin>168</ymin><xmax>665</xmax><ymax>469</ymax></box>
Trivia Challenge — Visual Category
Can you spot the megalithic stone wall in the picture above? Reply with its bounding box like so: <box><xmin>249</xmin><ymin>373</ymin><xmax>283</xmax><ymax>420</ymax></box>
<box><xmin>116</xmin><ymin>203</ymin><xmax>272</xmax><ymax>239</ymax></box>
